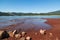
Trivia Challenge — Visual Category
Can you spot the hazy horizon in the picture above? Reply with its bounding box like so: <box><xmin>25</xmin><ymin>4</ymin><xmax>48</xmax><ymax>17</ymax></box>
<box><xmin>0</xmin><ymin>0</ymin><xmax>60</xmax><ymax>13</ymax></box>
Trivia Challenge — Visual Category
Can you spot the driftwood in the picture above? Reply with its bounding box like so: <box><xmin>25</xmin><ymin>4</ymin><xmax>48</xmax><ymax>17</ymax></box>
<box><xmin>0</xmin><ymin>30</ymin><xmax>9</xmax><ymax>39</ymax></box>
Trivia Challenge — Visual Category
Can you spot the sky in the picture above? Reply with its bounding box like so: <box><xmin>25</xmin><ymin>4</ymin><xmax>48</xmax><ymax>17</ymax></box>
<box><xmin>0</xmin><ymin>0</ymin><xmax>60</xmax><ymax>13</ymax></box>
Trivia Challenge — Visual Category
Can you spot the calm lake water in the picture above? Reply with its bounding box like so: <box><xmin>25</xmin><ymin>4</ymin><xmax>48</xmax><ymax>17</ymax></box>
<box><xmin>0</xmin><ymin>15</ymin><xmax>60</xmax><ymax>29</ymax></box>
<box><xmin>0</xmin><ymin>15</ymin><xmax>60</xmax><ymax>22</ymax></box>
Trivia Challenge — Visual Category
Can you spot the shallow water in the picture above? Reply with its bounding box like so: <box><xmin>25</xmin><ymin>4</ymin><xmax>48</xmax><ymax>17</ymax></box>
<box><xmin>0</xmin><ymin>15</ymin><xmax>60</xmax><ymax>29</ymax></box>
<box><xmin>22</xmin><ymin>19</ymin><xmax>51</xmax><ymax>30</ymax></box>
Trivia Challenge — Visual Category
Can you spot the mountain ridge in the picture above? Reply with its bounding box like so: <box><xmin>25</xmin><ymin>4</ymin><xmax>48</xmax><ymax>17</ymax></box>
<box><xmin>0</xmin><ymin>10</ymin><xmax>60</xmax><ymax>16</ymax></box>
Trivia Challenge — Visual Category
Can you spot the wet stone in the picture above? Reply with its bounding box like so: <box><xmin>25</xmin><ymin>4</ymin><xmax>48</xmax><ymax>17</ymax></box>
<box><xmin>0</xmin><ymin>30</ymin><xmax>9</xmax><ymax>39</ymax></box>
<box><xmin>20</xmin><ymin>37</ymin><xmax>25</xmax><ymax>40</ymax></box>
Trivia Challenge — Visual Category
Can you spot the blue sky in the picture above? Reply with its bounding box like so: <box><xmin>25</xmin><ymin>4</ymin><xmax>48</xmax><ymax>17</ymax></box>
<box><xmin>0</xmin><ymin>0</ymin><xmax>60</xmax><ymax>13</ymax></box>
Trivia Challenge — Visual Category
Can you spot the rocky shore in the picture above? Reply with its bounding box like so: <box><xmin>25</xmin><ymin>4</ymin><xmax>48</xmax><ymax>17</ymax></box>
<box><xmin>0</xmin><ymin>18</ymin><xmax>60</xmax><ymax>40</ymax></box>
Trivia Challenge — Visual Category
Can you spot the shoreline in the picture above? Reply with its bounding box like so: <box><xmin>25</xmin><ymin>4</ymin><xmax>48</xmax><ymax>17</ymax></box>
<box><xmin>0</xmin><ymin>18</ymin><xmax>60</xmax><ymax>40</ymax></box>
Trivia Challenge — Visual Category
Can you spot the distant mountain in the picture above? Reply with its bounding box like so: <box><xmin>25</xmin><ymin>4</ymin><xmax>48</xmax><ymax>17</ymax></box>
<box><xmin>47</xmin><ymin>10</ymin><xmax>60</xmax><ymax>14</ymax></box>
<box><xmin>0</xmin><ymin>12</ymin><xmax>13</xmax><ymax>16</ymax></box>
<box><xmin>0</xmin><ymin>10</ymin><xmax>60</xmax><ymax>16</ymax></box>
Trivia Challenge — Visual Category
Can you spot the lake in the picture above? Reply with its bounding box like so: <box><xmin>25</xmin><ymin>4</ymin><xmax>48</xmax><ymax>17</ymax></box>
<box><xmin>0</xmin><ymin>15</ymin><xmax>60</xmax><ymax>22</ymax></box>
<box><xmin>0</xmin><ymin>15</ymin><xmax>60</xmax><ymax>29</ymax></box>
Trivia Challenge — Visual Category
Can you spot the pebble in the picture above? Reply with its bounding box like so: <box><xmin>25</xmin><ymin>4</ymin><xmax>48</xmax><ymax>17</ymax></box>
<box><xmin>21</xmin><ymin>32</ymin><xmax>26</xmax><ymax>37</ymax></box>
<box><xmin>35</xmin><ymin>32</ymin><xmax>37</xmax><ymax>35</ymax></box>
<box><xmin>39</xmin><ymin>29</ymin><xmax>46</xmax><ymax>35</ymax></box>
<box><xmin>20</xmin><ymin>37</ymin><xmax>25</xmax><ymax>40</ymax></box>
<box><xmin>56</xmin><ymin>37</ymin><xmax>59</xmax><ymax>40</ymax></box>
<box><xmin>49</xmin><ymin>33</ymin><xmax>53</xmax><ymax>36</ymax></box>
<box><xmin>26</xmin><ymin>36</ymin><xmax>31</xmax><ymax>40</ymax></box>
<box><xmin>15</xmin><ymin>34</ymin><xmax>21</xmax><ymax>38</ymax></box>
